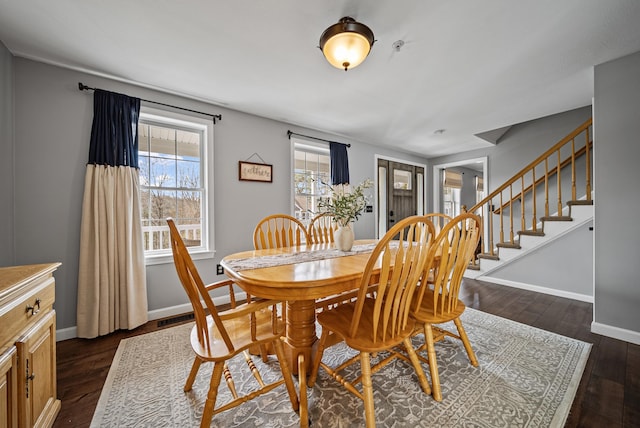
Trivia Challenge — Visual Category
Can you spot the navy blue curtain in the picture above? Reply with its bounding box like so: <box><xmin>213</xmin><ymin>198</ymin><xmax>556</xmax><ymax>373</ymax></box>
<box><xmin>330</xmin><ymin>142</ymin><xmax>350</xmax><ymax>185</ymax></box>
<box><xmin>88</xmin><ymin>89</ymin><xmax>141</xmax><ymax>167</ymax></box>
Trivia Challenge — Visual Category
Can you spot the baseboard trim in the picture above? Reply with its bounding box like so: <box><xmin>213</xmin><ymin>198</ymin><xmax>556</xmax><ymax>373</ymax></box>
<box><xmin>146</xmin><ymin>303</ymin><xmax>194</xmax><ymax>321</ymax></box>
<box><xmin>478</xmin><ymin>276</ymin><xmax>593</xmax><ymax>303</ymax></box>
<box><xmin>56</xmin><ymin>326</ymin><xmax>77</xmax><ymax>341</ymax></box>
<box><xmin>56</xmin><ymin>292</ymin><xmax>245</xmax><ymax>342</ymax></box>
<box><xmin>591</xmin><ymin>321</ymin><xmax>640</xmax><ymax>345</ymax></box>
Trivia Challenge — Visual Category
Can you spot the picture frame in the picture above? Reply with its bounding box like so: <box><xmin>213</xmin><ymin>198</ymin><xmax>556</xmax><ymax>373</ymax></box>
<box><xmin>239</xmin><ymin>161</ymin><xmax>273</xmax><ymax>182</ymax></box>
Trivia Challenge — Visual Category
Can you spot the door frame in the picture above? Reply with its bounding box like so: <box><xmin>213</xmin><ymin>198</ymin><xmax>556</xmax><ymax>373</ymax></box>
<box><xmin>432</xmin><ymin>157</ymin><xmax>488</xmax><ymax>213</ymax></box>
<box><xmin>374</xmin><ymin>154</ymin><xmax>427</xmax><ymax>239</ymax></box>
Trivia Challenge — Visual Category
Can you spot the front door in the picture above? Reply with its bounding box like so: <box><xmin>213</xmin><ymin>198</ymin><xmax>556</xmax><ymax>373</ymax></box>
<box><xmin>377</xmin><ymin>159</ymin><xmax>425</xmax><ymax>236</ymax></box>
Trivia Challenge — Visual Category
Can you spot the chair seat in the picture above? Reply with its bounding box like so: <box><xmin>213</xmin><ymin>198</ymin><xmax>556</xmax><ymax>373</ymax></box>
<box><xmin>191</xmin><ymin>308</ymin><xmax>283</xmax><ymax>361</ymax></box>
<box><xmin>317</xmin><ymin>299</ymin><xmax>417</xmax><ymax>353</ymax></box>
<box><xmin>412</xmin><ymin>291</ymin><xmax>466</xmax><ymax>325</ymax></box>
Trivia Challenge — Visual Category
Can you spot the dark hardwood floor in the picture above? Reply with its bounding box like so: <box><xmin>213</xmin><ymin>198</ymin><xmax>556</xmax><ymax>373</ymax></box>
<box><xmin>53</xmin><ymin>278</ymin><xmax>640</xmax><ymax>427</ymax></box>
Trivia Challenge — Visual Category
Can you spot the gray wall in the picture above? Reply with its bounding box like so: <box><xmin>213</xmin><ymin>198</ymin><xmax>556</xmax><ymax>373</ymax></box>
<box><xmin>429</xmin><ymin>105</ymin><xmax>593</xmax><ymax>209</ymax></box>
<box><xmin>593</xmin><ymin>51</ymin><xmax>640</xmax><ymax>336</ymax></box>
<box><xmin>429</xmin><ymin>106</ymin><xmax>595</xmax><ymax>300</ymax></box>
<box><xmin>8</xmin><ymin>57</ymin><xmax>428</xmax><ymax>332</ymax></box>
<box><xmin>0</xmin><ymin>42</ymin><xmax>13</xmax><ymax>266</ymax></box>
<box><xmin>490</xmin><ymin>220</ymin><xmax>593</xmax><ymax>298</ymax></box>
<box><xmin>8</xmin><ymin>51</ymin><xmax>640</xmax><ymax>343</ymax></box>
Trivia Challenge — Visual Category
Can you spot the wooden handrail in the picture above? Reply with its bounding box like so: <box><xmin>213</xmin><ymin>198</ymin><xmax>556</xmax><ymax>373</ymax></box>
<box><xmin>470</xmin><ymin>118</ymin><xmax>592</xmax><ymax>213</ymax></box>
<box><xmin>468</xmin><ymin>117</ymin><xmax>593</xmax><ymax>258</ymax></box>
<box><xmin>493</xmin><ymin>141</ymin><xmax>592</xmax><ymax>215</ymax></box>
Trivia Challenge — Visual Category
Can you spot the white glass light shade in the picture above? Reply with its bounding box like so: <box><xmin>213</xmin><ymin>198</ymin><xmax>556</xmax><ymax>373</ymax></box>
<box><xmin>319</xmin><ymin>17</ymin><xmax>375</xmax><ymax>71</ymax></box>
<box><xmin>323</xmin><ymin>32</ymin><xmax>371</xmax><ymax>70</ymax></box>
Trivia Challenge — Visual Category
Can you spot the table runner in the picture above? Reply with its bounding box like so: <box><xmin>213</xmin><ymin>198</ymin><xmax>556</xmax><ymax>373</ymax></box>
<box><xmin>224</xmin><ymin>243</ymin><xmax>379</xmax><ymax>271</ymax></box>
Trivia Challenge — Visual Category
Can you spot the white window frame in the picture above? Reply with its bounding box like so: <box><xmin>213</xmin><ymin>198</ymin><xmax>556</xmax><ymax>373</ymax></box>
<box><xmin>291</xmin><ymin>138</ymin><xmax>331</xmax><ymax>226</ymax></box>
<box><xmin>139</xmin><ymin>106</ymin><xmax>215</xmax><ymax>265</ymax></box>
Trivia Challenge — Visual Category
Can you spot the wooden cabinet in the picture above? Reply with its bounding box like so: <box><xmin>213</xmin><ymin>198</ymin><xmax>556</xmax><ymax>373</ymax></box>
<box><xmin>0</xmin><ymin>263</ymin><xmax>61</xmax><ymax>428</ymax></box>
<box><xmin>0</xmin><ymin>347</ymin><xmax>18</xmax><ymax>428</ymax></box>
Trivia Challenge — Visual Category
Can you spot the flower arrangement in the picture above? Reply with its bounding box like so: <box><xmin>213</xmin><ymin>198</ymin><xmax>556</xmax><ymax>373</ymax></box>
<box><xmin>318</xmin><ymin>179</ymin><xmax>373</xmax><ymax>227</ymax></box>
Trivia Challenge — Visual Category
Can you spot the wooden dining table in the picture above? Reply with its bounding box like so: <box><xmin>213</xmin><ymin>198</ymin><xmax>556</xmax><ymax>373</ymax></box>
<box><xmin>220</xmin><ymin>240</ymin><xmax>379</xmax><ymax>377</ymax></box>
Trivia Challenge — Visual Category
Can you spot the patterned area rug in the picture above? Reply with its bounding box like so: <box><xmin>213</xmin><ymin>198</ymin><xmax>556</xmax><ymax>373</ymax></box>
<box><xmin>91</xmin><ymin>308</ymin><xmax>590</xmax><ymax>427</ymax></box>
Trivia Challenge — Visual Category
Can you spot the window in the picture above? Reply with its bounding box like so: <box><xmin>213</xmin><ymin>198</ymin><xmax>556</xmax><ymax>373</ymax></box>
<box><xmin>443</xmin><ymin>186</ymin><xmax>461</xmax><ymax>217</ymax></box>
<box><xmin>393</xmin><ymin>169</ymin><xmax>412</xmax><ymax>190</ymax></box>
<box><xmin>475</xmin><ymin>175</ymin><xmax>485</xmax><ymax>204</ymax></box>
<box><xmin>443</xmin><ymin>169</ymin><xmax>462</xmax><ymax>217</ymax></box>
<box><xmin>293</xmin><ymin>140</ymin><xmax>331</xmax><ymax>226</ymax></box>
<box><xmin>138</xmin><ymin>107</ymin><xmax>213</xmax><ymax>263</ymax></box>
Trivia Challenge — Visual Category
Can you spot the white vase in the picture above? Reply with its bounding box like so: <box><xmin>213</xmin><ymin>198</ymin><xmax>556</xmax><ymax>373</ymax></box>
<box><xmin>334</xmin><ymin>224</ymin><xmax>355</xmax><ymax>252</ymax></box>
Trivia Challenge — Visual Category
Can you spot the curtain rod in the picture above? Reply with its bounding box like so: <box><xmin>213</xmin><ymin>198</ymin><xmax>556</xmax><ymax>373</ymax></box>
<box><xmin>287</xmin><ymin>130</ymin><xmax>350</xmax><ymax>147</ymax></box>
<box><xmin>78</xmin><ymin>82</ymin><xmax>222</xmax><ymax>123</ymax></box>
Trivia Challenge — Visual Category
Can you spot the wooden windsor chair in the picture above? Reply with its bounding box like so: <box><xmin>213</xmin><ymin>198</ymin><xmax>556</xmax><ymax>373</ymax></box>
<box><xmin>307</xmin><ymin>212</ymin><xmax>336</xmax><ymax>244</ymax></box>
<box><xmin>167</xmin><ymin>218</ymin><xmax>300</xmax><ymax>427</ymax></box>
<box><xmin>251</xmin><ymin>213</ymin><xmax>311</xmax><ymax>346</ymax></box>
<box><xmin>410</xmin><ymin>212</ymin><xmax>482</xmax><ymax>402</ymax></box>
<box><xmin>424</xmin><ymin>212</ymin><xmax>452</xmax><ymax>236</ymax></box>
<box><xmin>306</xmin><ymin>215</ymin><xmax>437</xmax><ymax>428</ymax></box>
<box><xmin>253</xmin><ymin>213</ymin><xmax>311</xmax><ymax>249</ymax></box>
<box><xmin>307</xmin><ymin>212</ymin><xmax>361</xmax><ymax>313</ymax></box>
<box><xmin>252</xmin><ymin>213</ymin><xmax>312</xmax><ymax>424</ymax></box>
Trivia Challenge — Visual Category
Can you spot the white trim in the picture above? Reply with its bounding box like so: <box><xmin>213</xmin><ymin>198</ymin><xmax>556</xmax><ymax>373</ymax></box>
<box><xmin>56</xmin><ymin>292</ymin><xmax>244</xmax><ymax>341</ymax></box>
<box><xmin>56</xmin><ymin>326</ymin><xmax>77</xmax><ymax>342</ymax></box>
<box><xmin>291</xmin><ymin>138</ymin><xmax>330</xmax><ymax>154</ymax></box>
<box><xmin>478</xmin><ymin>276</ymin><xmax>593</xmax><ymax>303</ymax></box>
<box><xmin>147</xmin><ymin>302</ymin><xmax>196</xmax><ymax>321</ymax></box>
<box><xmin>591</xmin><ymin>321</ymin><xmax>640</xmax><ymax>345</ymax></box>
<box><xmin>374</xmin><ymin>154</ymin><xmax>426</xmax><ymax>169</ymax></box>
<box><xmin>290</xmin><ymin>139</ymin><xmax>295</xmax><ymax>216</ymax></box>
<box><xmin>377</xmin><ymin>165</ymin><xmax>387</xmax><ymax>238</ymax></box>
<box><xmin>432</xmin><ymin>156</ymin><xmax>488</xmax><ymax>213</ymax></box>
<box><xmin>144</xmin><ymin>249</ymin><xmax>215</xmax><ymax>266</ymax></box>
<box><xmin>139</xmin><ymin>106</ymin><xmax>215</xmax><ymax>262</ymax></box>
<box><xmin>590</xmin><ymin>98</ymin><xmax>596</xmax><ymax>330</ymax></box>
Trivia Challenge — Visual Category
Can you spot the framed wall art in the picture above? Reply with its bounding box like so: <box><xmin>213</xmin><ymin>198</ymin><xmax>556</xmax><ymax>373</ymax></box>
<box><xmin>239</xmin><ymin>161</ymin><xmax>273</xmax><ymax>182</ymax></box>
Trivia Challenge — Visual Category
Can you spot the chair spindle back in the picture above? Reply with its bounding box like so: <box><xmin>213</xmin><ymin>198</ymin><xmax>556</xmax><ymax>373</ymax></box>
<box><xmin>350</xmin><ymin>215</ymin><xmax>436</xmax><ymax>343</ymax></box>
<box><xmin>253</xmin><ymin>214</ymin><xmax>310</xmax><ymax>249</ymax></box>
<box><xmin>167</xmin><ymin>218</ymin><xmax>234</xmax><ymax>352</ymax></box>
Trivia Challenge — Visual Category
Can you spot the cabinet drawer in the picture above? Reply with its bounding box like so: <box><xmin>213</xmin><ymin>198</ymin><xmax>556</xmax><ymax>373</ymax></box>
<box><xmin>0</xmin><ymin>277</ymin><xmax>55</xmax><ymax>349</ymax></box>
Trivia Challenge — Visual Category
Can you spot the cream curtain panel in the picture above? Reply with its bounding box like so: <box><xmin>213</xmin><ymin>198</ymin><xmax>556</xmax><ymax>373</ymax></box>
<box><xmin>77</xmin><ymin>89</ymin><xmax>148</xmax><ymax>338</ymax></box>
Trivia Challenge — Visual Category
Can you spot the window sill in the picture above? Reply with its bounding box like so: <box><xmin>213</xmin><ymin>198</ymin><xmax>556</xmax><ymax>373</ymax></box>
<box><xmin>145</xmin><ymin>249</ymin><xmax>215</xmax><ymax>266</ymax></box>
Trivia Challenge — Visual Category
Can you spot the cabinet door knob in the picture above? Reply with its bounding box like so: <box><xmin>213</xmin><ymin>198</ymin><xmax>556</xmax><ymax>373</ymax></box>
<box><xmin>26</xmin><ymin>298</ymin><xmax>41</xmax><ymax>316</ymax></box>
<box><xmin>25</xmin><ymin>359</ymin><xmax>36</xmax><ymax>398</ymax></box>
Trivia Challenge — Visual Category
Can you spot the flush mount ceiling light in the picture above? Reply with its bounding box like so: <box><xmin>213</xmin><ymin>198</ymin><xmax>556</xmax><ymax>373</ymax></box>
<box><xmin>319</xmin><ymin>16</ymin><xmax>375</xmax><ymax>71</ymax></box>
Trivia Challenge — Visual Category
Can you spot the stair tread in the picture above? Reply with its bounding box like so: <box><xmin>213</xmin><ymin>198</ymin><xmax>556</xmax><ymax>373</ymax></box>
<box><xmin>567</xmin><ymin>200</ymin><xmax>593</xmax><ymax>206</ymax></box>
<box><xmin>541</xmin><ymin>215</ymin><xmax>572</xmax><ymax>222</ymax></box>
<box><xmin>518</xmin><ymin>230</ymin><xmax>545</xmax><ymax>236</ymax></box>
<box><xmin>477</xmin><ymin>253</ymin><xmax>500</xmax><ymax>261</ymax></box>
<box><xmin>496</xmin><ymin>242</ymin><xmax>521</xmax><ymax>249</ymax></box>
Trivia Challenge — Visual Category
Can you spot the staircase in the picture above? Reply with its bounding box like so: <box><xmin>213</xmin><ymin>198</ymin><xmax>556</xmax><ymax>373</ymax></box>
<box><xmin>464</xmin><ymin>118</ymin><xmax>593</xmax><ymax>280</ymax></box>
<box><xmin>465</xmin><ymin>197</ymin><xmax>593</xmax><ymax>279</ymax></box>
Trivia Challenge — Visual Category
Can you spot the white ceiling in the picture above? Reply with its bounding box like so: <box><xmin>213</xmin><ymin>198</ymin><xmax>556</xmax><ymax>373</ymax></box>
<box><xmin>2</xmin><ymin>0</ymin><xmax>640</xmax><ymax>158</ymax></box>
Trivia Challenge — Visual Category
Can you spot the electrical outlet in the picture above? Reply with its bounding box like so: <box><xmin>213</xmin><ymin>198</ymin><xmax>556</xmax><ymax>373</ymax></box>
<box><xmin>216</xmin><ymin>264</ymin><xmax>224</xmax><ymax>275</ymax></box>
